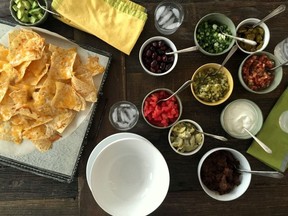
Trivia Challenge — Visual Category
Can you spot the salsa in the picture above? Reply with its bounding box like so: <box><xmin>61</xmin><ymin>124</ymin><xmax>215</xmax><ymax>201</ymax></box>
<box><xmin>242</xmin><ymin>54</ymin><xmax>275</xmax><ymax>91</ymax></box>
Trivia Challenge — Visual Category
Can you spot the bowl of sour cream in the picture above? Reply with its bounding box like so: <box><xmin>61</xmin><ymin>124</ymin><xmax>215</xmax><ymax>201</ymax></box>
<box><xmin>220</xmin><ymin>99</ymin><xmax>263</xmax><ymax>139</ymax></box>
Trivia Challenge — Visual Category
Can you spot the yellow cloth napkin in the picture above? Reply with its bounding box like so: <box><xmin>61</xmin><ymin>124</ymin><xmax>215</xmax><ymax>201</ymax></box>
<box><xmin>51</xmin><ymin>0</ymin><xmax>147</xmax><ymax>55</ymax></box>
<box><xmin>247</xmin><ymin>87</ymin><xmax>288</xmax><ymax>172</ymax></box>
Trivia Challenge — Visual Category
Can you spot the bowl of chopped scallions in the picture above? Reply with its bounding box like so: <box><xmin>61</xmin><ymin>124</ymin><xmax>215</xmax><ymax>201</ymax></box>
<box><xmin>194</xmin><ymin>13</ymin><xmax>236</xmax><ymax>56</ymax></box>
<box><xmin>10</xmin><ymin>0</ymin><xmax>48</xmax><ymax>26</ymax></box>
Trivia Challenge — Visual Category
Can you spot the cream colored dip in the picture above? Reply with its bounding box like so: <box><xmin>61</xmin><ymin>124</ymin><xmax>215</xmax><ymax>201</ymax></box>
<box><xmin>223</xmin><ymin>101</ymin><xmax>257</xmax><ymax>135</ymax></box>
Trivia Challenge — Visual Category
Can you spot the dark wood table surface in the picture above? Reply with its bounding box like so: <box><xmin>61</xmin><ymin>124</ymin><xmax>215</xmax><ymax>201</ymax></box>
<box><xmin>1</xmin><ymin>0</ymin><xmax>288</xmax><ymax>215</ymax></box>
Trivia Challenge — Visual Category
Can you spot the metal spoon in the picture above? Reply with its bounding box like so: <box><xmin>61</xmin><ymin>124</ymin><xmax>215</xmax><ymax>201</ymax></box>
<box><xmin>268</xmin><ymin>59</ymin><xmax>288</xmax><ymax>71</ymax></box>
<box><xmin>195</xmin><ymin>129</ymin><xmax>228</xmax><ymax>142</ymax></box>
<box><xmin>36</xmin><ymin>0</ymin><xmax>61</xmax><ymax>17</ymax></box>
<box><xmin>216</xmin><ymin>44</ymin><xmax>238</xmax><ymax>73</ymax></box>
<box><xmin>220</xmin><ymin>31</ymin><xmax>257</xmax><ymax>46</ymax></box>
<box><xmin>252</xmin><ymin>4</ymin><xmax>286</xmax><ymax>28</ymax></box>
<box><xmin>166</xmin><ymin>46</ymin><xmax>199</xmax><ymax>55</ymax></box>
<box><xmin>156</xmin><ymin>80</ymin><xmax>193</xmax><ymax>104</ymax></box>
<box><xmin>235</xmin><ymin>167</ymin><xmax>284</xmax><ymax>179</ymax></box>
<box><xmin>243</xmin><ymin>127</ymin><xmax>272</xmax><ymax>154</ymax></box>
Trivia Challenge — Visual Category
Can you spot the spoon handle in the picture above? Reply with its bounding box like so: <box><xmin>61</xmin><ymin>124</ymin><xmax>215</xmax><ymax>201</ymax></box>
<box><xmin>252</xmin><ymin>4</ymin><xmax>286</xmax><ymax>28</ymax></box>
<box><xmin>196</xmin><ymin>130</ymin><xmax>228</xmax><ymax>142</ymax></box>
<box><xmin>36</xmin><ymin>0</ymin><xmax>61</xmax><ymax>17</ymax></box>
<box><xmin>221</xmin><ymin>32</ymin><xmax>257</xmax><ymax>46</ymax></box>
<box><xmin>243</xmin><ymin>128</ymin><xmax>272</xmax><ymax>154</ymax></box>
<box><xmin>270</xmin><ymin>59</ymin><xmax>288</xmax><ymax>71</ymax></box>
<box><xmin>166</xmin><ymin>46</ymin><xmax>198</xmax><ymax>55</ymax></box>
<box><xmin>217</xmin><ymin>45</ymin><xmax>238</xmax><ymax>73</ymax></box>
<box><xmin>157</xmin><ymin>80</ymin><xmax>193</xmax><ymax>103</ymax></box>
<box><xmin>238</xmin><ymin>169</ymin><xmax>284</xmax><ymax>179</ymax></box>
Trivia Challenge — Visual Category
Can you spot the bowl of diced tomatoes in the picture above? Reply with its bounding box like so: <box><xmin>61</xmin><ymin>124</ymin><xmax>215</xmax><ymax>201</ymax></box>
<box><xmin>142</xmin><ymin>88</ymin><xmax>182</xmax><ymax>129</ymax></box>
<box><xmin>238</xmin><ymin>51</ymin><xmax>283</xmax><ymax>94</ymax></box>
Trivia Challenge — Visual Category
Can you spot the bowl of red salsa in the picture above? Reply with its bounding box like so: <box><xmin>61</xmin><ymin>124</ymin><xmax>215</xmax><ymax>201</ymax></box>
<box><xmin>238</xmin><ymin>51</ymin><xmax>283</xmax><ymax>94</ymax></box>
<box><xmin>141</xmin><ymin>88</ymin><xmax>182</xmax><ymax>129</ymax></box>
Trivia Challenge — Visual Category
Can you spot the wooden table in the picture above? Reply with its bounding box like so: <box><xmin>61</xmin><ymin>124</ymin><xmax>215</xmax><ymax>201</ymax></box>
<box><xmin>0</xmin><ymin>0</ymin><xmax>288</xmax><ymax>215</ymax></box>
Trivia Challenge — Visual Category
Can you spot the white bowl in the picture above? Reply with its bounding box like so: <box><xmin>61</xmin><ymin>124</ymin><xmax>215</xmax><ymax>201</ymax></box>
<box><xmin>238</xmin><ymin>51</ymin><xmax>283</xmax><ymax>94</ymax></box>
<box><xmin>198</xmin><ymin>147</ymin><xmax>251</xmax><ymax>201</ymax></box>
<box><xmin>168</xmin><ymin>119</ymin><xmax>204</xmax><ymax>156</ymax></box>
<box><xmin>236</xmin><ymin>18</ymin><xmax>270</xmax><ymax>54</ymax></box>
<box><xmin>194</xmin><ymin>13</ymin><xmax>236</xmax><ymax>56</ymax></box>
<box><xmin>86</xmin><ymin>132</ymin><xmax>149</xmax><ymax>189</ymax></box>
<box><xmin>139</xmin><ymin>36</ymin><xmax>178</xmax><ymax>76</ymax></box>
<box><xmin>141</xmin><ymin>88</ymin><xmax>183</xmax><ymax>129</ymax></box>
<box><xmin>220</xmin><ymin>99</ymin><xmax>263</xmax><ymax>139</ymax></box>
<box><xmin>90</xmin><ymin>136</ymin><xmax>170</xmax><ymax>216</ymax></box>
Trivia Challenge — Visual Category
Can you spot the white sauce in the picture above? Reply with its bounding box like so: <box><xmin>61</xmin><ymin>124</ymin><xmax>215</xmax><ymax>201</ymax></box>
<box><xmin>223</xmin><ymin>101</ymin><xmax>257</xmax><ymax>135</ymax></box>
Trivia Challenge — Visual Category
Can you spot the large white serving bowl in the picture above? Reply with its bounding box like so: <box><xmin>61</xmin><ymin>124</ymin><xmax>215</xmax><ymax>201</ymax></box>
<box><xmin>86</xmin><ymin>133</ymin><xmax>149</xmax><ymax>189</ymax></box>
<box><xmin>90</xmin><ymin>136</ymin><xmax>170</xmax><ymax>216</ymax></box>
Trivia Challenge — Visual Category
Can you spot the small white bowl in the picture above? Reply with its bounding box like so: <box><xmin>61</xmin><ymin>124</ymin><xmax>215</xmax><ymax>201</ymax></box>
<box><xmin>236</xmin><ymin>18</ymin><xmax>270</xmax><ymax>54</ymax></box>
<box><xmin>238</xmin><ymin>51</ymin><xmax>283</xmax><ymax>94</ymax></box>
<box><xmin>194</xmin><ymin>13</ymin><xmax>236</xmax><ymax>56</ymax></box>
<box><xmin>198</xmin><ymin>147</ymin><xmax>251</xmax><ymax>201</ymax></box>
<box><xmin>90</xmin><ymin>137</ymin><xmax>170</xmax><ymax>216</ymax></box>
<box><xmin>220</xmin><ymin>99</ymin><xmax>263</xmax><ymax>139</ymax></box>
<box><xmin>139</xmin><ymin>36</ymin><xmax>178</xmax><ymax>76</ymax></box>
<box><xmin>168</xmin><ymin>119</ymin><xmax>204</xmax><ymax>156</ymax></box>
<box><xmin>142</xmin><ymin>88</ymin><xmax>182</xmax><ymax>129</ymax></box>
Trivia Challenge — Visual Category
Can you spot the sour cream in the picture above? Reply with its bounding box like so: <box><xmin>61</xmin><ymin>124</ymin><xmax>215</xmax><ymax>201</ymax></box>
<box><xmin>221</xmin><ymin>99</ymin><xmax>263</xmax><ymax>139</ymax></box>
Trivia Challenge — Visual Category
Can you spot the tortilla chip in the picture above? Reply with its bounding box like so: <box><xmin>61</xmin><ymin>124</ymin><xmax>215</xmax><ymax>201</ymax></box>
<box><xmin>32</xmin><ymin>133</ymin><xmax>61</xmax><ymax>152</ymax></box>
<box><xmin>71</xmin><ymin>72</ymin><xmax>97</xmax><ymax>102</ymax></box>
<box><xmin>0</xmin><ymin>89</ymin><xmax>16</xmax><ymax>121</ymax></box>
<box><xmin>48</xmin><ymin>45</ymin><xmax>77</xmax><ymax>80</ymax></box>
<box><xmin>47</xmin><ymin>109</ymin><xmax>76</xmax><ymax>133</ymax></box>
<box><xmin>85</xmin><ymin>56</ymin><xmax>105</xmax><ymax>76</ymax></box>
<box><xmin>7</xmin><ymin>29</ymin><xmax>45</xmax><ymax>66</ymax></box>
<box><xmin>0</xmin><ymin>72</ymin><xmax>9</xmax><ymax>103</ymax></box>
<box><xmin>52</xmin><ymin>81</ymin><xmax>86</xmax><ymax>111</ymax></box>
<box><xmin>0</xmin><ymin>45</ymin><xmax>8</xmax><ymax>63</ymax></box>
<box><xmin>14</xmin><ymin>61</ymin><xmax>31</xmax><ymax>83</ymax></box>
<box><xmin>0</xmin><ymin>121</ymin><xmax>22</xmax><ymax>144</ymax></box>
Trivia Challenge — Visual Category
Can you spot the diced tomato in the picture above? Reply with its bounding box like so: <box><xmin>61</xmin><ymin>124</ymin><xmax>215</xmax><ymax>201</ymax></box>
<box><xmin>143</xmin><ymin>90</ymin><xmax>180</xmax><ymax>127</ymax></box>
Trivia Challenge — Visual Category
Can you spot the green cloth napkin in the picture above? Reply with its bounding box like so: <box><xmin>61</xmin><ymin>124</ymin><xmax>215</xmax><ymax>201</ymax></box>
<box><xmin>247</xmin><ymin>87</ymin><xmax>288</xmax><ymax>172</ymax></box>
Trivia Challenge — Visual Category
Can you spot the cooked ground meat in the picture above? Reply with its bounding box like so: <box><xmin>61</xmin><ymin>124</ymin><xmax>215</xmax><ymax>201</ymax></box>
<box><xmin>201</xmin><ymin>150</ymin><xmax>241</xmax><ymax>195</ymax></box>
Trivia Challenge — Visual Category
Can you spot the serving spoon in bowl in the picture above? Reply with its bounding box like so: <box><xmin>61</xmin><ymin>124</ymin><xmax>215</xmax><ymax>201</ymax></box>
<box><xmin>243</xmin><ymin>127</ymin><xmax>272</xmax><ymax>154</ymax></box>
<box><xmin>156</xmin><ymin>79</ymin><xmax>193</xmax><ymax>104</ymax></box>
<box><xmin>268</xmin><ymin>59</ymin><xmax>288</xmax><ymax>71</ymax></box>
<box><xmin>220</xmin><ymin>31</ymin><xmax>257</xmax><ymax>46</ymax></box>
<box><xmin>235</xmin><ymin>166</ymin><xmax>284</xmax><ymax>179</ymax></box>
<box><xmin>195</xmin><ymin>129</ymin><xmax>228</xmax><ymax>142</ymax></box>
<box><xmin>252</xmin><ymin>4</ymin><xmax>286</xmax><ymax>28</ymax></box>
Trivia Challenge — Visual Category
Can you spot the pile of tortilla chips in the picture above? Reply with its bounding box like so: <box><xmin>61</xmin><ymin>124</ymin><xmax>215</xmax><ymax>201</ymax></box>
<box><xmin>0</xmin><ymin>29</ymin><xmax>105</xmax><ymax>152</ymax></box>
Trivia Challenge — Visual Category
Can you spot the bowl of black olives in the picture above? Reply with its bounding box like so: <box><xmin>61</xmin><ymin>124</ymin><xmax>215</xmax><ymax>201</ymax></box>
<box><xmin>139</xmin><ymin>36</ymin><xmax>178</xmax><ymax>76</ymax></box>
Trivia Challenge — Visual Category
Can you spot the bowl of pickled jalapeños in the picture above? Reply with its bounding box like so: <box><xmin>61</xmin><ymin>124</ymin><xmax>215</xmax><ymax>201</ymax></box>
<box><xmin>236</xmin><ymin>18</ymin><xmax>270</xmax><ymax>54</ymax></box>
<box><xmin>194</xmin><ymin>13</ymin><xmax>236</xmax><ymax>56</ymax></box>
<box><xmin>168</xmin><ymin>119</ymin><xmax>204</xmax><ymax>156</ymax></box>
<box><xmin>10</xmin><ymin>0</ymin><xmax>48</xmax><ymax>26</ymax></box>
<box><xmin>191</xmin><ymin>63</ymin><xmax>233</xmax><ymax>106</ymax></box>
<box><xmin>238</xmin><ymin>51</ymin><xmax>283</xmax><ymax>94</ymax></box>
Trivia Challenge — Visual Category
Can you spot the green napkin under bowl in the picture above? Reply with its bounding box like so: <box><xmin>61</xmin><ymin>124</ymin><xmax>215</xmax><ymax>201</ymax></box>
<box><xmin>247</xmin><ymin>87</ymin><xmax>288</xmax><ymax>172</ymax></box>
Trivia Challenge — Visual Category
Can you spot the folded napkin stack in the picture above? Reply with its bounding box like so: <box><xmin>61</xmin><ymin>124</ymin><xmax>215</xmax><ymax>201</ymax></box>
<box><xmin>51</xmin><ymin>0</ymin><xmax>147</xmax><ymax>55</ymax></box>
<box><xmin>247</xmin><ymin>87</ymin><xmax>288</xmax><ymax>172</ymax></box>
